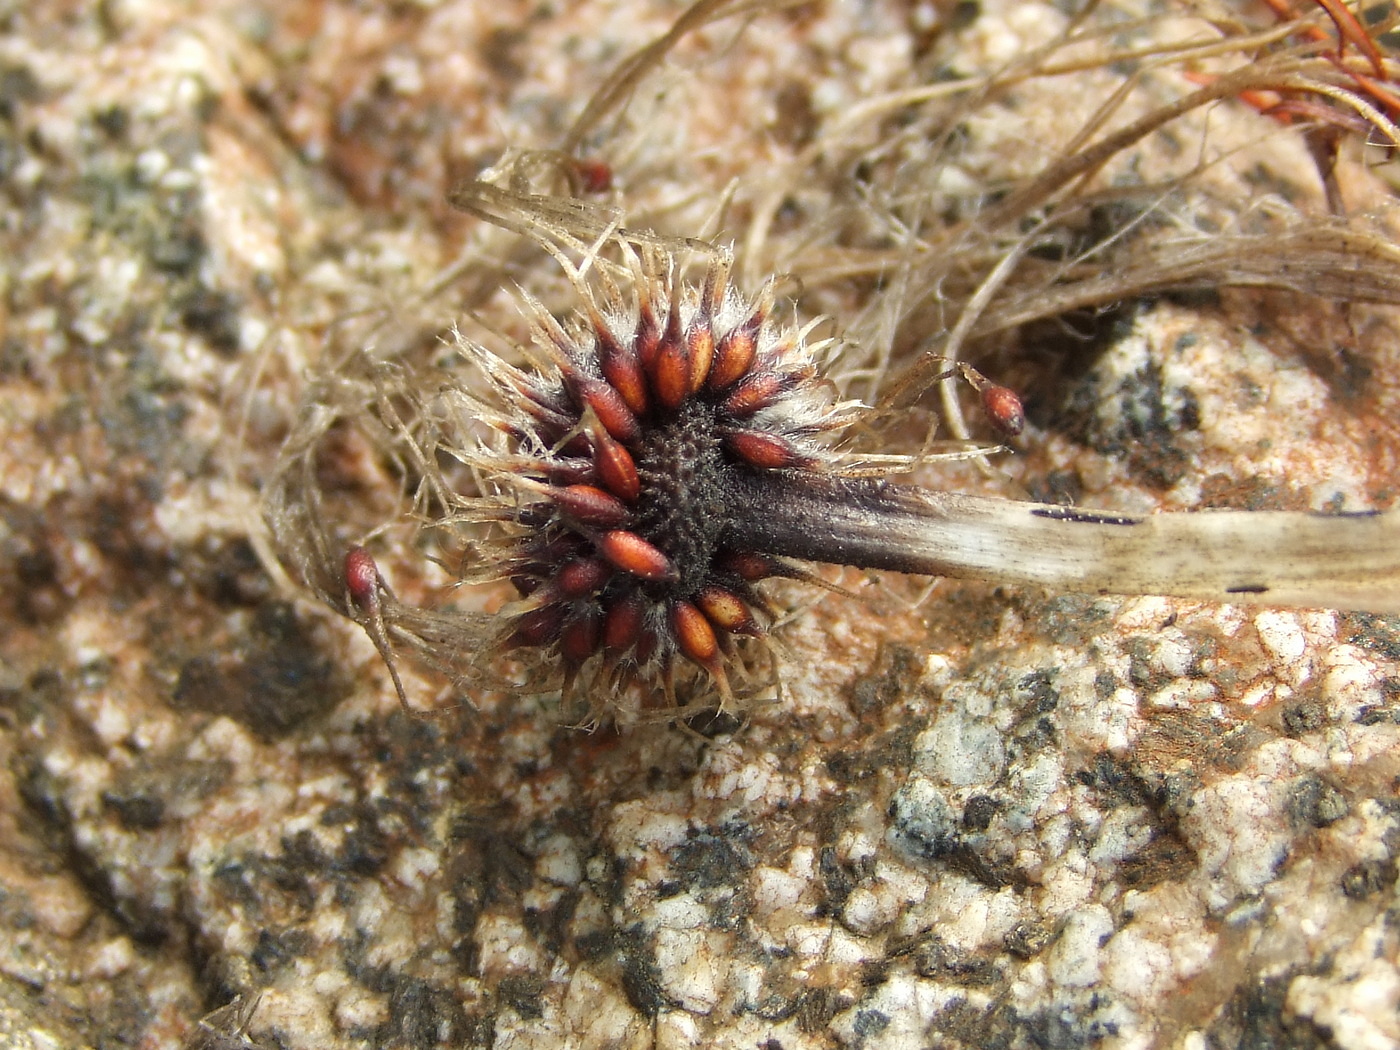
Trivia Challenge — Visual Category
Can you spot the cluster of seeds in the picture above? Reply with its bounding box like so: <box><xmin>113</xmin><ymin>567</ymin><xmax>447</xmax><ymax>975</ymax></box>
<box><xmin>455</xmin><ymin>251</ymin><xmax>858</xmax><ymax>708</ymax></box>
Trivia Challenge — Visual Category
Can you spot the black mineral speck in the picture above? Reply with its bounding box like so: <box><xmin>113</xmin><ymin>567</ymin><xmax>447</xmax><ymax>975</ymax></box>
<box><xmin>1027</xmin><ymin>1007</ymin><xmax>1093</xmax><ymax>1050</ymax></box>
<box><xmin>1282</xmin><ymin>700</ymin><xmax>1325</xmax><ymax>736</ymax></box>
<box><xmin>614</xmin><ymin>926</ymin><xmax>672</xmax><ymax>1017</ymax></box>
<box><xmin>250</xmin><ymin>926</ymin><xmax>310</xmax><ymax>974</ymax></box>
<box><xmin>962</xmin><ymin>794</ymin><xmax>998</xmax><ymax>832</ymax></box>
<box><xmin>178</xmin><ymin>285</ymin><xmax>242</xmax><ymax>355</ymax></box>
<box><xmin>817</xmin><ymin>846</ymin><xmax>857</xmax><ymax>914</ymax></box>
<box><xmin>673</xmin><ymin>828</ymin><xmax>749</xmax><ymax>889</ymax></box>
<box><xmin>1019</xmin><ymin>668</ymin><xmax>1060</xmax><ymax>711</ymax></box>
<box><xmin>888</xmin><ymin>777</ymin><xmax>956</xmax><ymax>861</ymax></box>
<box><xmin>1035</xmin><ymin>594</ymin><xmax>1111</xmax><ymax>647</ymax></box>
<box><xmin>913</xmin><ymin>939</ymin><xmax>999</xmax><ymax>985</ymax></box>
<box><xmin>497</xmin><ymin>975</ymin><xmax>546</xmax><ymax>1020</ymax></box>
<box><xmin>1206</xmin><ymin>972</ymin><xmax>1333</xmax><ymax>1050</ymax></box>
<box><xmin>384</xmin><ymin>975</ymin><xmax>466</xmax><ymax>1050</ymax></box>
<box><xmin>102</xmin><ymin>789</ymin><xmax>164</xmax><ymax>830</ymax></box>
<box><xmin>796</xmin><ymin>987</ymin><xmax>845</xmax><ymax>1034</ymax></box>
<box><xmin>853</xmin><ymin>1008</ymin><xmax>890</xmax><ymax>1037</ymax></box>
<box><xmin>1061</xmin><ymin>356</ymin><xmax>1196</xmax><ymax>488</ymax></box>
<box><xmin>1286</xmin><ymin>775</ymin><xmax>1349</xmax><ymax>829</ymax></box>
<box><xmin>1340</xmin><ymin>859</ymin><xmax>1396</xmax><ymax>900</ymax></box>
<box><xmin>1356</xmin><ymin>706</ymin><xmax>1400</xmax><ymax>726</ymax></box>
<box><xmin>930</xmin><ymin>997</ymin><xmax>1016</xmax><ymax>1050</ymax></box>
<box><xmin>1341</xmin><ymin>613</ymin><xmax>1400</xmax><ymax>661</ymax></box>
<box><xmin>1003</xmin><ymin>921</ymin><xmax>1051</xmax><ymax>959</ymax></box>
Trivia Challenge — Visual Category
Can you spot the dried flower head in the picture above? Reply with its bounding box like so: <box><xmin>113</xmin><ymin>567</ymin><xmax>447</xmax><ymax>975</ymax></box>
<box><xmin>265</xmin><ymin>171</ymin><xmax>1400</xmax><ymax>730</ymax></box>
<box><xmin>441</xmin><ymin>246</ymin><xmax>864</xmax><ymax>713</ymax></box>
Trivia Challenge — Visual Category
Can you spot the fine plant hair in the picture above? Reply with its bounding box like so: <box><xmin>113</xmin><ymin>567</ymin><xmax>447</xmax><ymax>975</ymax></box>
<box><xmin>264</xmin><ymin>0</ymin><xmax>1400</xmax><ymax>721</ymax></box>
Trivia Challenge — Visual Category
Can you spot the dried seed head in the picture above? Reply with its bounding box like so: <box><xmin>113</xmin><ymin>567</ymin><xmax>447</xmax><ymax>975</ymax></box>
<box><xmin>447</xmin><ymin>248</ymin><xmax>859</xmax><ymax>717</ymax></box>
<box><xmin>273</xmin><ymin>227</ymin><xmax>1400</xmax><ymax>732</ymax></box>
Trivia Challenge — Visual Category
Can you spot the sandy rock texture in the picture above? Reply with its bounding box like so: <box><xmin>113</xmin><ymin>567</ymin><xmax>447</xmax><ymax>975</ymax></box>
<box><xmin>2</xmin><ymin>1</ymin><xmax>1400</xmax><ymax>1048</ymax></box>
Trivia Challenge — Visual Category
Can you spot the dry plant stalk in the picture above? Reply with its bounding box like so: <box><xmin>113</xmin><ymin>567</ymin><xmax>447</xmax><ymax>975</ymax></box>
<box><xmin>265</xmin><ymin>0</ymin><xmax>1400</xmax><ymax>723</ymax></box>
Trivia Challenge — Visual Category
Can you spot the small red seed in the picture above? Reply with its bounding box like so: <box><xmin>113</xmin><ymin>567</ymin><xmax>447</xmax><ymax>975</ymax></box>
<box><xmin>529</xmin><ymin>426</ymin><xmax>590</xmax><ymax>457</ymax></box>
<box><xmin>636</xmin><ymin>301</ymin><xmax>662</xmax><ymax>375</ymax></box>
<box><xmin>672</xmin><ymin>600</ymin><xmax>720</xmax><ymax>667</ymax></box>
<box><xmin>344</xmin><ymin>547</ymin><xmax>411</xmax><ymax>713</ymax></box>
<box><xmin>595</xmin><ymin>322</ymin><xmax>650</xmax><ymax>417</ymax></box>
<box><xmin>560</xmin><ymin>609</ymin><xmax>602</xmax><ymax>663</ymax></box>
<box><xmin>603</xmin><ymin>593</ymin><xmax>646</xmax><ymax>653</ymax></box>
<box><xmin>981</xmin><ymin>385</ymin><xmax>1025</xmax><ymax>436</ymax></box>
<box><xmin>511</xmin><ymin>604</ymin><xmax>568</xmax><ymax>647</ymax></box>
<box><xmin>576</xmin><ymin>376</ymin><xmax>641</xmax><ymax>443</ymax></box>
<box><xmin>592</xmin><ymin>427</ymin><xmax>641</xmax><ymax>502</ymax></box>
<box><xmin>706</xmin><ymin>325</ymin><xmax>757</xmax><ymax>392</ymax></box>
<box><xmin>345</xmin><ymin>547</ymin><xmax>380</xmax><ymax>612</ymax></box>
<box><xmin>596</xmin><ymin>530</ymin><xmax>677</xmax><ymax>581</ymax></box>
<box><xmin>555</xmin><ymin>557</ymin><xmax>613</xmax><ymax>598</ymax></box>
<box><xmin>652</xmin><ymin>332</ymin><xmax>692</xmax><ymax>410</ymax></box>
<box><xmin>572</xmin><ymin>157</ymin><xmax>612</xmax><ymax>194</ymax></box>
<box><xmin>695</xmin><ymin>585</ymin><xmax>757</xmax><ymax>634</ymax></box>
<box><xmin>687</xmin><ymin>320</ymin><xmax>714</xmax><ymax>394</ymax></box>
<box><xmin>521</xmin><ymin>532</ymin><xmax>584</xmax><ymax>564</ymax></box>
<box><xmin>723</xmin><ymin>429</ymin><xmax>808</xmax><ymax>470</ymax></box>
<box><xmin>719</xmin><ymin>371</ymin><xmax>792</xmax><ymax>417</ymax></box>
<box><xmin>549</xmin><ymin>485</ymin><xmax>631</xmax><ymax>528</ymax></box>
<box><xmin>717</xmin><ymin>550</ymin><xmax>785</xmax><ymax>581</ymax></box>
<box><xmin>546</xmin><ymin>460</ymin><xmax>594</xmax><ymax>486</ymax></box>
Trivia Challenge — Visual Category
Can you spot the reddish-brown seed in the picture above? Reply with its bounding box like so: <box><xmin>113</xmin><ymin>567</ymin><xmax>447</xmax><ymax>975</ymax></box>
<box><xmin>706</xmin><ymin>325</ymin><xmax>757</xmax><ymax>392</ymax></box>
<box><xmin>695</xmin><ymin>584</ymin><xmax>757</xmax><ymax>634</ymax></box>
<box><xmin>595</xmin><ymin>323</ymin><xmax>650</xmax><ymax>417</ymax></box>
<box><xmin>636</xmin><ymin>300</ymin><xmax>662</xmax><ymax>376</ymax></box>
<box><xmin>560</xmin><ymin>432</ymin><xmax>592</xmax><ymax>457</ymax></box>
<box><xmin>981</xmin><ymin>384</ymin><xmax>1026</xmax><ymax>436</ymax></box>
<box><xmin>515</xmin><ymin>392</ymin><xmax>577</xmax><ymax>434</ymax></box>
<box><xmin>344</xmin><ymin>546</ymin><xmax>380</xmax><ymax>612</ymax></box>
<box><xmin>591</xmin><ymin>426</ymin><xmax>641</xmax><ymax>501</ymax></box>
<box><xmin>511</xmin><ymin>604</ymin><xmax>568</xmax><ymax>647</ymax></box>
<box><xmin>719</xmin><ymin>371</ymin><xmax>792</xmax><ymax>417</ymax></box>
<box><xmin>549</xmin><ymin>485</ymin><xmax>631</xmax><ymax>528</ymax></box>
<box><xmin>521</xmin><ymin>423</ymin><xmax>589</xmax><ymax>457</ymax></box>
<box><xmin>576</xmin><ymin>376</ymin><xmax>641</xmax><ymax>443</ymax></box>
<box><xmin>344</xmin><ymin>547</ymin><xmax>410</xmax><ymax>713</ymax></box>
<box><xmin>652</xmin><ymin>332</ymin><xmax>692</xmax><ymax>410</ymax></box>
<box><xmin>560</xmin><ymin>609</ymin><xmax>602</xmax><ymax>663</ymax></box>
<box><xmin>687</xmin><ymin>320</ymin><xmax>714</xmax><ymax>394</ymax></box>
<box><xmin>672</xmin><ymin>600</ymin><xmax>720</xmax><ymax>667</ymax></box>
<box><xmin>603</xmin><ymin>593</ymin><xmax>646</xmax><ymax>653</ymax></box>
<box><xmin>717</xmin><ymin>550</ymin><xmax>785</xmax><ymax>581</ymax></box>
<box><xmin>572</xmin><ymin>157</ymin><xmax>613</xmax><ymax>194</ymax></box>
<box><xmin>724</xmin><ymin>429</ymin><xmax>808</xmax><ymax>470</ymax></box>
<box><xmin>555</xmin><ymin>557</ymin><xmax>613</xmax><ymax>598</ymax></box>
<box><xmin>521</xmin><ymin>531</ymin><xmax>584</xmax><ymax>566</ymax></box>
<box><xmin>596</xmin><ymin>530</ymin><xmax>677</xmax><ymax>581</ymax></box>
<box><xmin>545</xmin><ymin>460</ymin><xmax>594</xmax><ymax>486</ymax></box>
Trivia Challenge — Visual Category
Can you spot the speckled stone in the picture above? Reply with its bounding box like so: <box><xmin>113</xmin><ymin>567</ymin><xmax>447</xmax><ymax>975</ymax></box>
<box><xmin>3</xmin><ymin>2</ymin><xmax>1400</xmax><ymax>1049</ymax></box>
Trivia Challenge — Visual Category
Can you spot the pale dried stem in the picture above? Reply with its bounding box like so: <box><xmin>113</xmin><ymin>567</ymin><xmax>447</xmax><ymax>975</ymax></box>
<box><xmin>729</xmin><ymin>475</ymin><xmax>1400</xmax><ymax>614</ymax></box>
